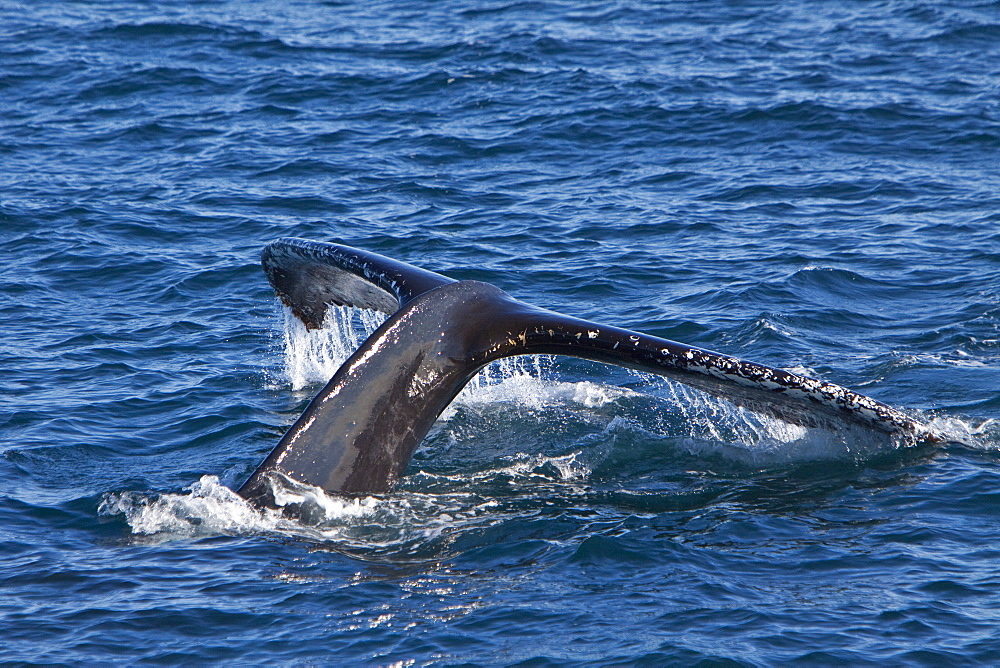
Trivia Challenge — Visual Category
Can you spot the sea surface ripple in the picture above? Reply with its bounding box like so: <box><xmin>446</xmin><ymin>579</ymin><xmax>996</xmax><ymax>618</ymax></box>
<box><xmin>2</xmin><ymin>0</ymin><xmax>1000</xmax><ymax>664</ymax></box>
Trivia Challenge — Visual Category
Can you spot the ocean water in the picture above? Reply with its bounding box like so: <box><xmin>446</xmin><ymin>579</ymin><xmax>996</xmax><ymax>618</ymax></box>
<box><xmin>2</xmin><ymin>0</ymin><xmax>1000</xmax><ymax>663</ymax></box>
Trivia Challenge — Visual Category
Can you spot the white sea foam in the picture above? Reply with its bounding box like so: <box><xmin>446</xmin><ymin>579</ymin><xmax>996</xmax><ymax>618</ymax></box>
<box><xmin>448</xmin><ymin>361</ymin><xmax>633</xmax><ymax>416</ymax></box>
<box><xmin>900</xmin><ymin>352</ymin><xmax>989</xmax><ymax>369</ymax></box>
<box><xmin>100</xmin><ymin>476</ymin><xmax>287</xmax><ymax>537</ymax></box>
<box><xmin>99</xmin><ymin>465</ymin><xmax>580</xmax><ymax>545</ymax></box>
<box><xmin>413</xmin><ymin>451</ymin><xmax>590</xmax><ymax>485</ymax></box>
<box><xmin>921</xmin><ymin>415</ymin><xmax>998</xmax><ymax>448</ymax></box>
<box><xmin>98</xmin><ymin>475</ymin><xmax>380</xmax><ymax>540</ymax></box>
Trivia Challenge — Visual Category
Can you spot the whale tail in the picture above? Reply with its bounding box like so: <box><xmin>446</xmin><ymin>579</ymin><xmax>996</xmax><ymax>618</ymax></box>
<box><xmin>239</xmin><ymin>238</ymin><xmax>934</xmax><ymax>507</ymax></box>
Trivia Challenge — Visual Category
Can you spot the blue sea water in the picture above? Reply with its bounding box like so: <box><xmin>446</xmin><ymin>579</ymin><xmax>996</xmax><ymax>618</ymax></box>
<box><xmin>2</xmin><ymin>0</ymin><xmax>1000</xmax><ymax>663</ymax></box>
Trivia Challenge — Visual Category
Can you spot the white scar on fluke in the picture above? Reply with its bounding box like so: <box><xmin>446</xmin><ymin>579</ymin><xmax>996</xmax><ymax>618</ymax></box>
<box><xmin>238</xmin><ymin>237</ymin><xmax>939</xmax><ymax>508</ymax></box>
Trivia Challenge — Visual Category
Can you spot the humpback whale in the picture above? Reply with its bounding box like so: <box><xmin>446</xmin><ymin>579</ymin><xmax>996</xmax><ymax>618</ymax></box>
<box><xmin>238</xmin><ymin>237</ymin><xmax>934</xmax><ymax>508</ymax></box>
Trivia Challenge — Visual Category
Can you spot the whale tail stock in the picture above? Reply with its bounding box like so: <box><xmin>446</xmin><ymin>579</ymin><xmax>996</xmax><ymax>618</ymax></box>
<box><xmin>238</xmin><ymin>237</ymin><xmax>934</xmax><ymax>507</ymax></box>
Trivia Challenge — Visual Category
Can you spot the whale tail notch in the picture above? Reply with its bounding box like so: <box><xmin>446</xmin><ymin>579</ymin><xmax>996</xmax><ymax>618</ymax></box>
<box><xmin>239</xmin><ymin>238</ymin><xmax>935</xmax><ymax>507</ymax></box>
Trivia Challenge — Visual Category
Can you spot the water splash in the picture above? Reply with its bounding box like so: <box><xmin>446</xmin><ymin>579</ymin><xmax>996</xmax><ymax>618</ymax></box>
<box><xmin>456</xmin><ymin>354</ymin><xmax>555</xmax><ymax>406</ymax></box>
<box><xmin>100</xmin><ymin>476</ymin><xmax>293</xmax><ymax>537</ymax></box>
<box><xmin>99</xmin><ymin>475</ymin><xmax>380</xmax><ymax>541</ymax></box>
<box><xmin>279</xmin><ymin>303</ymin><xmax>564</xmax><ymax>403</ymax></box>
<box><xmin>619</xmin><ymin>372</ymin><xmax>906</xmax><ymax>465</ymax></box>
<box><xmin>99</xmin><ymin>457</ymin><xmax>586</xmax><ymax>546</ymax></box>
<box><xmin>921</xmin><ymin>415</ymin><xmax>999</xmax><ymax>450</ymax></box>
<box><xmin>281</xmin><ymin>306</ymin><xmax>386</xmax><ymax>391</ymax></box>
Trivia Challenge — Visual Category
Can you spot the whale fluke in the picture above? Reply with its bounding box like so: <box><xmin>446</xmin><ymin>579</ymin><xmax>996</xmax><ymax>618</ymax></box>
<box><xmin>239</xmin><ymin>238</ymin><xmax>933</xmax><ymax>507</ymax></box>
<box><xmin>260</xmin><ymin>236</ymin><xmax>455</xmax><ymax>328</ymax></box>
